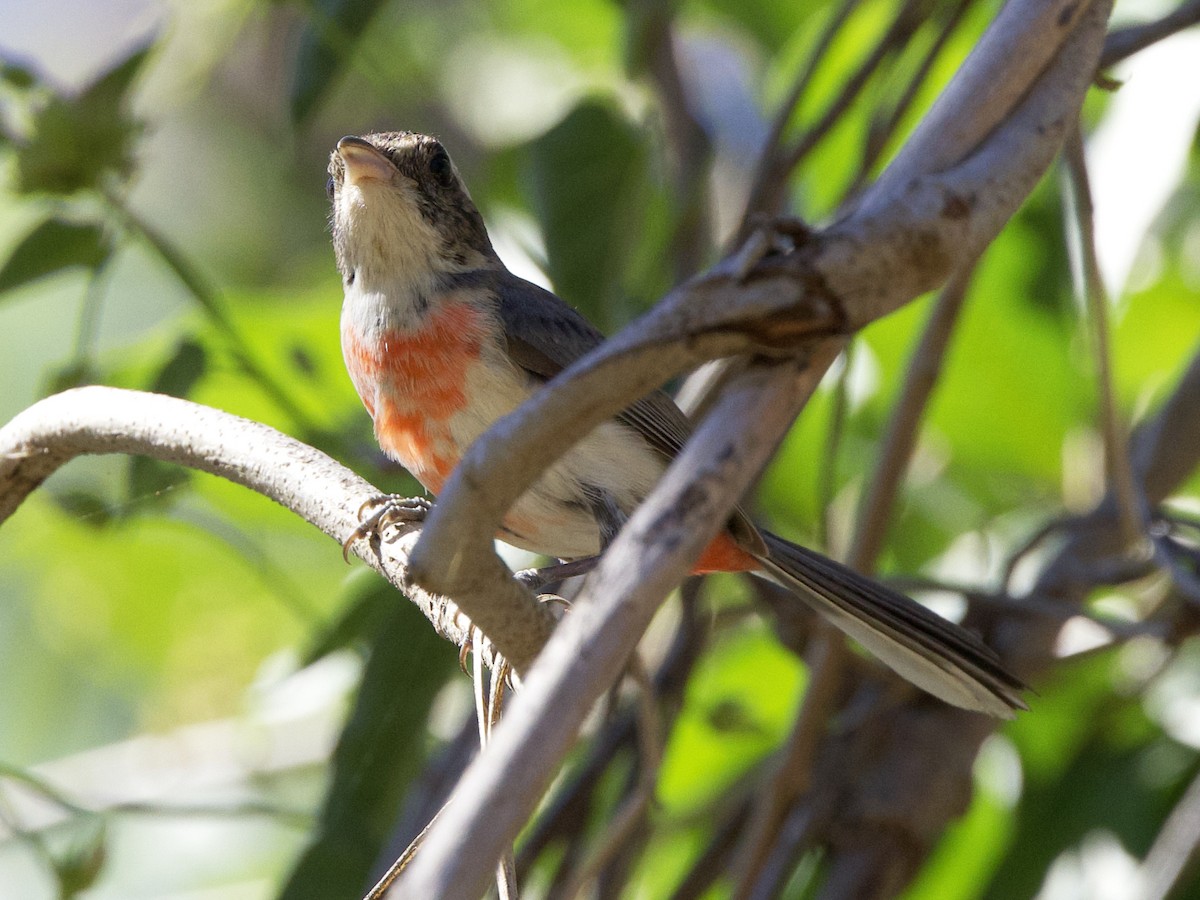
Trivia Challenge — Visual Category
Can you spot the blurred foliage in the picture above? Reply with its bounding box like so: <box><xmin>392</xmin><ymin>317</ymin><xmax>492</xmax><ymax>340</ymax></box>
<box><xmin>0</xmin><ymin>0</ymin><xmax>1199</xmax><ymax>898</ymax></box>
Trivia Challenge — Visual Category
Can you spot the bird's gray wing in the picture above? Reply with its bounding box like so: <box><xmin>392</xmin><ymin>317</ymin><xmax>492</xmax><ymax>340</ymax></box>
<box><xmin>470</xmin><ymin>267</ymin><xmax>764</xmax><ymax>554</ymax></box>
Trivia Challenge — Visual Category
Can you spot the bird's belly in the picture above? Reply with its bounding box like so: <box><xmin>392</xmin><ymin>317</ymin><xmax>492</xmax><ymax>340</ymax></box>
<box><xmin>498</xmin><ymin>417</ymin><xmax>666</xmax><ymax>560</ymax></box>
<box><xmin>342</xmin><ymin>301</ymin><xmax>664</xmax><ymax>560</ymax></box>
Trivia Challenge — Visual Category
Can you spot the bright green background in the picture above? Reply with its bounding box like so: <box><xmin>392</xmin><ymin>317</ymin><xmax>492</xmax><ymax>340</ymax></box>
<box><xmin>1</xmin><ymin>0</ymin><xmax>1199</xmax><ymax>897</ymax></box>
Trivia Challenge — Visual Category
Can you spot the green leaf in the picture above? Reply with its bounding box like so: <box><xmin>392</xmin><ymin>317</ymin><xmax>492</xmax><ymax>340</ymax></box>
<box><xmin>150</xmin><ymin>338</ymin><xmax>208</xmax><ymax>399</ymax></box>
<box><xmin>44</xmin><ymin>360</ymin><xmax>103</xmax><ymax>395</ymax></box>
<box><xmin>125</xmin><ymin>340</ymin><xmax>207</xmax><ymax>509</ymax></box>
<box><xmin>278</xmin><ymin>580</ymin><xmax>458</xmax><ymax>900</ymax></box>
<box><xmin>527</xmin><ymin>99</ymin><xmax>648</xmax><ymax>330</ymax></box>
<box><xmin>0</xmin><ymin>219</ymin><xmax>110</xmax><ymax>295</ymax></box>
<box><xmin>301</xmin><ymin>576</ymin><xmax>395</xmax><ymax>664</ymax></box>
<box><xmin>0</xmin><ymin>58</ymin><xmax>37</xmax><ymax>89</ymax></box>
<box><xmin>56</xmin><ymin>819</ymin><xmax>107</xmax><ymax>898</ymax></box>
<box><xmin>126</xmin><ymin>456</ymin><xmax>189</xmax><ymax>513</ymax></box>
<box><xmin>51</xmin><ymin>489</ymin><xmax>115</xmax><ymax>527</ymax></box>
<box><xmin>14</xmin><ymin>45</ymin><xmax>150</xmax><ymax>195</ymax></box>
<box><xmin>290</xmin><ymin>0</ymin><xmax>391</xmax><ymax>123</ymax></box>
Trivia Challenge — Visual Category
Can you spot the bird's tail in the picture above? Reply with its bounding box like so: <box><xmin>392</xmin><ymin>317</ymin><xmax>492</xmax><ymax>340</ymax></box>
<box><xmin>755</xmin><ymin>531</ymin><xmax>1027</xmax><ymax>718</ymax></box>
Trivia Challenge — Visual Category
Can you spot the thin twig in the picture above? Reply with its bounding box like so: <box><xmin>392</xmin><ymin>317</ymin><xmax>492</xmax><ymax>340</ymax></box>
<box><xmin>745</xmin><ymin>804</ymin><xmax>817</xmax><ymax>900</ymax></box>
<box><xmin>631</xmin><ymin>0</ymin><xmax>714</xmax><ymax>280</ymax></box>
<box><xmin>741</xmin><ymin>0</ymin><xmax>928</xmax><ymax>230</ymax></box>
<box><xmin>668</xmin><ymin>798</ymin><xmax>752</xmax><ymax>900</ymax></box>
<box><xmin>560</xmin><ymin>655</ymin><xmax>663</xmax><ymax>898</ymax></box>
<box><xmin>1062</xmin><ymin>126</ymin><xmax>1143</xmax><ymax>547</ymax></box>
<box><xmin>778</xmin><ymin>0</ymin><xmax>928</xmax><ymax>174</ymax></box>
<box><xmin>739</xmin><ymin>0</ymin><xmax>864</xmax><ymax>226</ymax></box>
<box><xmin>364</xmin><ymin>807</ymin><xmax>447</xmax><ymax>900</ymax></box>
<box><xmin>848</xmin><ymin>259</ymin><xmax>979</xmax><ymax>572</ymax></box>
<box><xmin>1100</xmin><ymin>0</ymin><xmax>1200</xmax><ymax>67</ymax></box>
<box><xmin>889</xmin><ymin>574</ymin><xmax>1162</xmax><ymax>639</ymax></box>
<box><xmin>1001</xmin><ymin>514</ymin><xmax>1077</xmax><ymax>591</ymax></box>
<box><xmin>67</xmin><ymin>246</ymin><xmax>116</xmax><ymax>377</ymax></box>
<box><xmin>730</xmin><ymin>627</ymin><xmax>847</xmax><ymax>894</ymax></box>
<box><xmin>847</xmin><ymin>0</ymin><xmax>976</xmax><ymax>197</ymax></box>
<box><xmin>469</xmin><ymin>637</ymin><xmax>518</xmax><ymax>900</ymax></box>
<box><xmin>817</xmin><ymin>344</ymin><xmax>853</xmax><ymax>553</ymax></box>
<box><xmin>515</xmin><ymin>585</ymin><xmax>705</xmax><ymax>880</ymax></box>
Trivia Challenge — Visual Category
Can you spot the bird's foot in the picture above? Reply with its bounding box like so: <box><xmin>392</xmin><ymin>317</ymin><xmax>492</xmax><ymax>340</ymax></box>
<box><xmin>342</xmin><ymin>494</ymin><xmax>433</xmax><ymax>562</ymax></box>
<box><xmin>513</xmin><ymin>556</ymin><xmax>600</xmax><ymax>591</ymax></box>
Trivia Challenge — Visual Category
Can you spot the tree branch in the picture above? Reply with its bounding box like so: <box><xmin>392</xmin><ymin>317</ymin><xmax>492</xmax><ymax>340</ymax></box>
<box><xmin>393</xmin><ymin>350</ymin><xmax>842</xmax><ymax>898</ymax></box>
<box><xmin>1100</xmin><ymin>0</ymin><xmax>1200</xmax><ymax>67</ymax></box>
<box><xmin>391</xmin><ymin>1</ymin><xmax>1110</xmax><ymax>895</ymax></box>
<box><xmin>0</xmin><ymin>386</ymin><xmax>545</xmax><ymax>667</ymax></box>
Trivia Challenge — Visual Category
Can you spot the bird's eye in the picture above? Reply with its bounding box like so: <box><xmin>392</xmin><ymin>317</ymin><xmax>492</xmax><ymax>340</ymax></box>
<box><xmin>428</xmin><ymin>150</ymin><xmax>453</xmax><ymax>185</ymax></box>
<box><xmin>325</xmin><ymin>176</ymin><xmax>336</xmax><ymax>200</ymax></box>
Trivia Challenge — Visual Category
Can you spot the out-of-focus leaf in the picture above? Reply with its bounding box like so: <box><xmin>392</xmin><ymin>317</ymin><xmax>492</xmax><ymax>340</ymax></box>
<box><xmin>302</xmin><ymin>575</ymin><xmax>395</xmax><ymax>664</ymax></box>
<box><xmin>691</xmin><ymin>0</ymin><xmax>827</xmax><ymax>54</ymax></box>
<box><xmin>57</xmin><ymin>820</ymin><xmax>107</xmax><ymax>898</ymax></box>
<box><xmin>14</xmin><ymin>45</ymin><xmax>149</xmax><ymax>195</ymax></box>
<box><xmin>904</xmin><ymin>790</ymin><xmax>1011</xmax><ymax>900</ymax></box>
<box><xmin>657</xmin><ymin>624</ymin><xmax>803</xmax><ymax>815</ymax></box>
<box><xmin>44</xmin><ymin>360</ymin><xmax>103</xmax><ymax>395</ymax></box>
<box><xmin>51</xmin><ymin>489</ymin><xmax>115</xmax><ymax>527</ymax></box>
<box><xmin>278</xmin><ymin>579</ymin><xmax>458</xmax><ymax>900</ymax></box>
<box><xmin>0</xmin><ymin>58</ymin><xmax>36</xmax><ymax>90</ymax></box>
<box><xmin>126</xmin><ymin>457</ymin><xmax>190</xmax><ymax>511</ymax></box>
<box><xmin>986</xmin><ymin>724</ymin><xmax>1190</xmax><ymax>899</ymax></box>
<box><xmin>0</xmin><ymin>219</ymin><xmax>110</xmax><ymax>296</ymax></box>
<box><xmin>527</xmin><ymin>99</ymin><xmax>648</xmax><ymax>329</ymax></box>
<box><xmin>290</xmin><ymin>0</ymin><xmax>390</xmax><ymax>123</ymax></box>
<box><xmin>149</xmin><ymin>338</ymin><xmax>208</xmax><ymax>399</ymax></box>
<box><xmin>125</xmin><ymin>339</ymin><xmax>207</xmax><ymax>509</ymax></box>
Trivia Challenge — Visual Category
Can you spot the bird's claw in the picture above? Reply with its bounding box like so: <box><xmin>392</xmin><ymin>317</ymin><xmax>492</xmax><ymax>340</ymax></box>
<box><xmin>458</xmin><ymin>633</ymin><xmax>473</xmax><ymax>674</ymax></box>
<box><xmin>342</xmin><ymin>494</ymin><xmax>433</xmax><ymax>562</ymax></box>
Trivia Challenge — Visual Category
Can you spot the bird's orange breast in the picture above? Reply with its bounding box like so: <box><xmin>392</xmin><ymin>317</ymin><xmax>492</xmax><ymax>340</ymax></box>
<box><xmin>342</xmin><ymin>301</ymin><xmax>490</xmax><ymax>493</ymax></box>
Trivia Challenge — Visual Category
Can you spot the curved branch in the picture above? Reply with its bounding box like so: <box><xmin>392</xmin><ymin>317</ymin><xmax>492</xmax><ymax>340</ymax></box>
<box><xmin>0</xmin><ymin>386</ymin><xmax>549</xmax><ymax>665</ymax></box>
<box><xmin>394</xmin><ymin>1</ymin><xmax>1111</xmax><ymax>896</ymax></box>
<box><xmin>395</xmin><ymin>349</ymin><xmax>842</xmax><ymax>899</ymax></box>
<box><xmin>408</xmin><ymin>0</ymin><xmax>1110</xmax><ymax>691</ymax></box>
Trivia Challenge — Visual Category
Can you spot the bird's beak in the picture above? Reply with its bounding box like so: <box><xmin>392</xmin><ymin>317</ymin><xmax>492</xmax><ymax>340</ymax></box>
<box><xmin>337</xmin><ymin>136</ymin><xmax>394</xmax><ymax>187</ymax></box>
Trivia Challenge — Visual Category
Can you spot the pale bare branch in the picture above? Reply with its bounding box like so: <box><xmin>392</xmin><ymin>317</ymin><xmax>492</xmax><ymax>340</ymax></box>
<box><xmin>0</xmin><ymin>386</ymin><xmax>551</xmax><ymax>670</ymax></box>
<box><xmin>393</xmin><ymin>1</ymin><xmax>1111</xmax><ymax>894</ymax></box>
<box><xmin>394</xmin><ymin>349</ymin><xmax>841</xmax><ymax>898</ymax></box>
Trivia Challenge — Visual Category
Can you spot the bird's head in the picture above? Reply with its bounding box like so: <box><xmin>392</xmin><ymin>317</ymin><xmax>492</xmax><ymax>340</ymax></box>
<box><xmin>328</xmin><ymin>132</ymin><xmax>496</xmax><ymax>293</ymax></box>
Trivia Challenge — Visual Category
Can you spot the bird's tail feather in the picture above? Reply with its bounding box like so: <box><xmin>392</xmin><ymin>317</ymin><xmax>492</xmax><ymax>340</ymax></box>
<box><xmin>756</xmin><ymin>532</ymin><xmax>1027</xmax><ymax>718</ymax></box>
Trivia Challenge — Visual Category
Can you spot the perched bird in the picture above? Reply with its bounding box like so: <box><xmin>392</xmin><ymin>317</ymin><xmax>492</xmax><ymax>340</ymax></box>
<box><xmin>328</xmin><ymin>131</ymin><xmax>1026</xmax><ymax>718</ymax></box>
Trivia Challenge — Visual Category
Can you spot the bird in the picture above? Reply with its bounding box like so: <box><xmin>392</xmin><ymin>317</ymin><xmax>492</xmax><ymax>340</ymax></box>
<box><xmin>327</xmin><ymin>130</ymin><xmax>1027</xmax><ymax>718</ymax></box>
